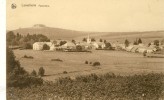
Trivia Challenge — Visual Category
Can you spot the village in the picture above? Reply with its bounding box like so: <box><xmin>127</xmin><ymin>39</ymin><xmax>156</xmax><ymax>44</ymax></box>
<box><xmin>32</xmin><ymin>34</ymin><xmax>164</xmax><ymax>57</ymax></box>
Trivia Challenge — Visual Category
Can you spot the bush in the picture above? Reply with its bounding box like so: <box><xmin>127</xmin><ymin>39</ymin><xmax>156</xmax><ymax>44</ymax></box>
<box><xmin>93</xmin><ymin>61</ymin><xmax>100</xmax><ymax>66</ymax></box>
<box><xmin>90</xmin><ymin>62</ymin><xmax>92</xmax><ymax>64</ymax></box>
<box><xmin>51</xmin><ymin>58</ymin><xmax>63</xmax><ymax>62</ymax></box>
<box><xmin>85</xmin><ymin>61</ymin><xmax>88</xmax><ymax>64</ymax></box>
<box><xmin>24</xmin><ymin>55</ymin><xmax>28</xmax><ymax>58</ymax></box>
<box><xmin>38</xmin><ymin>67</ymin><xmax>45</xmax><ymax>77</ymax></box>
<box><xmin>23</xmin><ymin>55</ymin><xmax>33</xmax><ymax>59</ymax></box>
<box><xmin>63</xmin><ymin>71</ymin><xmax>68</xmax><ymax>74</ymax></box>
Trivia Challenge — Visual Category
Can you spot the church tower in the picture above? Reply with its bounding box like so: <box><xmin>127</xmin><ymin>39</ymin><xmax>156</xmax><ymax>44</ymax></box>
<box><xmin>87</xmin><ymin>34</ymin><xmax>91</xmax><ymax>44</ymax></box>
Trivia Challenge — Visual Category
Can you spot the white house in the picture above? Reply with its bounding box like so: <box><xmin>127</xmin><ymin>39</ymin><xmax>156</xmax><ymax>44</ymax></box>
<box><xmin>33</xmin><ymin>42</ymin><xmax>45</xmax><ymax>50</ymax></box>
<box><xmin>33</xmin><ymin>42</ymin><xmax>52</xmax><ymax>50</ymax></box>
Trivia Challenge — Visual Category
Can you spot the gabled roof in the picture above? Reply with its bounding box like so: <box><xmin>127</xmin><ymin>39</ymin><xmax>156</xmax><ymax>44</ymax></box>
<box><xmin>92</xmin><ymin>42</ymin><xmax>105</xmax><ymax>45</ymax></box>
<box><xmin>33</xmin><ymin>42</ymin><xmax>45</xmax><ymax>45</ymax></box>
<box><xmin>33</xmin><ymin>42</ymin><xmax>52</xmax><ymax>46</ymax></box>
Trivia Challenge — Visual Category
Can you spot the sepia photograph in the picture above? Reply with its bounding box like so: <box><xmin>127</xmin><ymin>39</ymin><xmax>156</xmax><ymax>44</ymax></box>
<box><xmin>6</xmin><ymin>0</ymin><xmax>164</xmax><ymax>99</ymax></box>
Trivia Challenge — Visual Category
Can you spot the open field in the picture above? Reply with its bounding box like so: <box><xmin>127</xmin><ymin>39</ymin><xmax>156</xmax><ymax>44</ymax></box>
<box><xmin>13</xmin><ymin>49</ymin><xmax>164</xmax><ymax>81</ymax></box>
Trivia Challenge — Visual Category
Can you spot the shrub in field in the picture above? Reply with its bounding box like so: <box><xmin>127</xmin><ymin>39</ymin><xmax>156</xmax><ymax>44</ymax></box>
<box><xmin>38</xmin><ymin>67</ymin><xmax>45</xmax><ymax>77</ymax></box>
<box><xmin>24</xmin><ymin>55</ymin><xmax>28</xmax><ymax>58</ymax></box>
<box><xmin>93</xmin><ymin>61</ymin><xmax>100</xmax><ymax>66</ymax></box>
<box><xmin>90</xmin><ymin>62</ymin><xmax>92</xmax><ymax>64</ymax></box>
<box><xmin>63</xmin><ymin>71</ymin><xmax>68</xmax><ymax>74</ymax></box>
<box><xmin>23</xmin><ymin>55</ymin><xmax>34</xmax><ymax>59</ymax></box>
<box><xmin>51</xmin><ymin>58</ymin><xmax>63</xmax><ymax>62</ymax></box>
<box><xmin>85</xmin><ymin>61</ymin><xmax>88</xmax><ymax>64</ymax></box>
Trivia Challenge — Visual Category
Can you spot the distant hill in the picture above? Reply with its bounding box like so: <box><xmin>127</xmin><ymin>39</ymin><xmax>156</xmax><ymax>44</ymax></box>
<box><xmin>9</xmin><ymin>24</ymin><xmax>164</xmax><ymax>43</ymax></box>
<box><xmin>11</xmin><ymin>24</ymin><xmax>88</xmax><ymax>40</ymax></box>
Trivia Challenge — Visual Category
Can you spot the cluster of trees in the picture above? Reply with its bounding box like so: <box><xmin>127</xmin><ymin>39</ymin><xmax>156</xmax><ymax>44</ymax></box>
<box><xmin>82</xmin><ymin>37</ymin><xmax>96</xmax><ymax>42</ymax></box>
<box><xmin>125</xmin><ymin>38</ymin><xmax>163</xmax><ymax>47</ymax></box>
<box><xmin>7</xmin><ymin>48</ymin><xmax>43</xmax><ymax>88</ymax></box>
<box><xmin>125</xmin><ymin>39</ymin><xmax>130</xmax><ymax>47</ymax></box>
<box><xmin>31</xmin><ymin>67</ymin><xmax>45</xmax><ymax>77</ymax></box>
<box><xmin>125</xmin><ymin>38</ymin><xmax>142</xmax><ymax>47</ymax></box>
<box><xmin>82</xmin><ymin>38</ymin><xmax>107</xmax><ymax>43</ymax></box>
<box><xmin>133</xmin><ymin>38</ymin><xmax>142</xmax><ymax>45</ymax></box>
<box><xmin>7</xmin><ymin>31</ymin><xmax>50</xmax><ymax>49</ymax></box>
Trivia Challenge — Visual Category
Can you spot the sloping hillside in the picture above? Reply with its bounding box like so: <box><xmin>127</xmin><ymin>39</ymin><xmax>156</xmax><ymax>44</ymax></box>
<box><xmin>12</xmin><ymin>24</ymin><xmax>88</xmax><ymax>40</ymax></box>
<box><xmin>75</xmin><ymin>31</ymin><xmax>164</xmax><ymax>43</ymax></box>
<box><xmin>10</xmin><ymin>24</ymin><xmax>164</xmax><ymax>43</ymax></box>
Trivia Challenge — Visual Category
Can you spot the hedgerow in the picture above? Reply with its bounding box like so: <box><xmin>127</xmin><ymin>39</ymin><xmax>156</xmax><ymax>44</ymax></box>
<box><xmin>7</xmin><ymin>73</ymin><xmax>164</xmax><ymax>100</ymax></box>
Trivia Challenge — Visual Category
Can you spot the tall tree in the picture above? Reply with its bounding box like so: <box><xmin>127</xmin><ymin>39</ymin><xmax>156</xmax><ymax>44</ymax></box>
<box><xmin>83</xmin><ymin>38</ymin><xmax>87</xmax><ymax>42</ymax></box>
<box><xmin>99</xmin><ymin>39</ymin><xmax>103</xmax><ymax>42</ymax></box>
<box><xmin>7</xmin><ymin>31</ymin><xmax>16</xmax><ymax>45</ymax></box>
<box><xmin>104</xmin><ymin>40</ymin><xmax>107</xmax><ymax>43</ymax></box>
<box><xmin>72</xmin><ymin>39</ymin><xmax>76</xmax><ymax>44</ymax></box>
<box><xmin>38</xmin><ymin>67</ymin><xmax>45</xmax><ymax>77</ymax></box>
<box><xmin>138</xmin><ymin>38</ymin><xmax>142</xmax><ymax>44</ymax></box>
<box><xmin>125</xmin><ymin>39</ymin><xmax>130</xmax><ymax>47</ymax></box>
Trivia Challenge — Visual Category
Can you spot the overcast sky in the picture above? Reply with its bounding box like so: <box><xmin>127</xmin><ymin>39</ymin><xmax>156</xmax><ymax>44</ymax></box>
<box><xmin>7</xmin><ymin>0</ymin><xmax>164</xmax><ymax>32</ymax></box>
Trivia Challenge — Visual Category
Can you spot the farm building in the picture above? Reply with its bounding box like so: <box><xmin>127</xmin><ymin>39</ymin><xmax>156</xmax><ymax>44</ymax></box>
<box><xmin>77</xmin><ymin>42</ymin><xmax>92</xmax><ymax>50</ymax></box>
<box><xmin>61</xmin><ymin>42</ymin><xmax>76</xmax><ymax>50</ymax></box>
<box><xmin>136</xmin><ymin>47</ymin><xmax>147</xmax><ymax>53</ymax></box>
<box><xmin>92</xmin><ymin>42</ymin><xmax>106</xmax><ymax>49</ymax></box>
<box><xmin>33</xmin><ymin>42</ymin><xmax>52</xmax><ymax>50</ymax></box>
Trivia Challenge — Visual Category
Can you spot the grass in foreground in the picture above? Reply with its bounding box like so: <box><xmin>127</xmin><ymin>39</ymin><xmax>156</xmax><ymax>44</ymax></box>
<box><xmin>7</xmin><ymin>73</ymin><xmax>164</xmax><ymax>100</ymax></box>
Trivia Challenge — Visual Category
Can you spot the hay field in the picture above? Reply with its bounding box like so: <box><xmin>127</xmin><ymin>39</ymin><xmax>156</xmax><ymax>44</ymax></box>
<box><xmin>13</xmin><ymin>50</ymin><xmax>164</xmax><ymax>81</ymax></box>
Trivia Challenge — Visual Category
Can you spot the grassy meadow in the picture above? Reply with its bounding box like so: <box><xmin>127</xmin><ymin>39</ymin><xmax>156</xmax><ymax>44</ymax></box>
<box><xmin>13</xmin><ymin>49</ymin><xmax>164</xmax><ymax>81</ymax></box>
